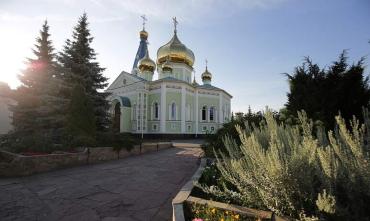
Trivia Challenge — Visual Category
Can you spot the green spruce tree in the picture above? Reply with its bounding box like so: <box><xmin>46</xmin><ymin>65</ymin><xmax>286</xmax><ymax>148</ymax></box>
<box><xmin>66</xmin><ymin>84</ymin><xmax>96</xmax><ymax>147</ymax></box>
<box><xmin>11</xmin><ymin>21</ymin><xmax>68</xmax><ymax>151</ymax></box>
<box><xmin>59</xmin><ymin>13</ymin><xmax>110</xmax><ymax>133</ymax></box>
<box><xmin>285</xmin><ymin>51</ymin><xmax>370</xmax><ymax>129</ymax></box>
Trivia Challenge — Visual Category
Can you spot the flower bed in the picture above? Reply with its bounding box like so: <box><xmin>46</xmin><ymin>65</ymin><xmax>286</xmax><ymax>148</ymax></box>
<box><xmin>172</xmin><ymin>159</ymin><xmax>288</xmax><ymax>221</ymax></box>
<box><xmin>185</xmin><ymin>197</ymin><xmax>268</xmax><ymax>221</ymax></box>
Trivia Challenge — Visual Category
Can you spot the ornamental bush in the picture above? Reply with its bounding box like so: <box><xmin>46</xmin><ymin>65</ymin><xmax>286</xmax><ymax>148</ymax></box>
<box><xmin>206</xmin><ymin>110</ymin><xmax>370</xmax><ymax>220</ymax></box>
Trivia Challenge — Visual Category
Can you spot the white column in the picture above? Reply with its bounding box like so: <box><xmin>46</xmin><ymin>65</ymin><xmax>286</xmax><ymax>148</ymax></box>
<box><xmin>219</xmin><ymin>92</ymin><xmax>223</xmax><ymax>124</ymax></box>
<box><xmin>160</xmin><ymin>83</ymin><xmax>166</xmax><ymax>133</ymax></box>
<box><xmin>181</xmin><ymin>86</ymin><xmax>186</xmax><ymax>133</ymax></box>
<box><xmin>195</xmin><ymin>90</ymin><xmax>199</xmax><ymax>136</ymax></box>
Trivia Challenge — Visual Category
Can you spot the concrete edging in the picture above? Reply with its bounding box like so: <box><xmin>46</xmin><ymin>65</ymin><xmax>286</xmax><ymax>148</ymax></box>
<box><xmin>172</xmin><ymin>158</ymin><xmax>207</xmax><ymax>221</ymax></box>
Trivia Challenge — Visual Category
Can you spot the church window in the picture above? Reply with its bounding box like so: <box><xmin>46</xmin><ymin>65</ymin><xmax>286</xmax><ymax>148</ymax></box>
<box><xmin>209</xmin><ymin>107</ymin><xmax>215</xmax><ymax>121</ymax></box>
<box><xmin>154</xmin><ymin>102</ymin><xmax>159</xmax><ymax>119</ymax></box>
<box><xmin>202</xmin><ymin>106</ymin><xmax>207</xmax><ymax>121</ymax></box>
<box><xmin>202</xmin><ymin>126</ymin><xmax>207</xmax><ymax>131</ymax></box>
<box><xmin>211</xmin><ymin>126</ymin><xmax>215</xmax><ymax>131</ymax></box>
<box><xmin>123</xmin><ymin>79</ymin><xmax>126</xmax><ymax>85</ymax></box>
<box><xmin>187</xmin><ymin>125</ymin><xmax>192</xmax><ymax>131</ymax></box>
<box><xmin>171</xmin><ymin>102</ymin><xmax>176</xmax><ymax>120</ymax></box>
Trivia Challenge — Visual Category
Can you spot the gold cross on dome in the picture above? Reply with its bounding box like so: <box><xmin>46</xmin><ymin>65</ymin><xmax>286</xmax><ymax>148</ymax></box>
<box><xmin>141</xmin><ymin>15</ymin><xmax>147</xmax><ymax>30</ymax></box>
<box><xmin>205</xmin><ymin>59</ymin><xmax>208</xmax><ymax>68</ymax></box>
<box><xmin>172</xmin><ymin>17</ymin><xmax>178</xmax><ymax>33</ymax></box>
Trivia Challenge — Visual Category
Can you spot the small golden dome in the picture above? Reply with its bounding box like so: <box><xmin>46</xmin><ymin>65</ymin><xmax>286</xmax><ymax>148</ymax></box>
<box><xmin>201</xmin><ymin>67</ymin><xmax>212</xmax><ymax>81</ymax></box>
<box><xmin>157</xmin><ymin>32</ymin><xmax>195</xmax><ymax>67</ymax></box>
<box><xmin>138</xmin><ymin>49</ymin><xmax>156</xmax><ymax>72</ymax></box>
<box><xmin>140</xmin><ymin>30</ymin><xmax>148</xmax><ymax>39</ymax></box>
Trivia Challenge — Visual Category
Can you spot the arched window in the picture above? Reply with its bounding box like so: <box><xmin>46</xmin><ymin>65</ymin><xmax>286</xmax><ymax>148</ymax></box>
<box><xmin>171</xmin><ymin>102</ymin><xmax>176</xmax><ymax>120</ymax></box>
<box><xmin>209</xmin><ymin>107</ymin><xmax>215</xmax><ymax>122</ymax></box>
<box><xmin>154</xmin><ymin>102</ymin><xmax>159</xmax><ymax>119</ymax></box>
<box><xmin>202</xmin><ymin>106</ymin><xmax>207</xmax><ymax>121</ymax></box>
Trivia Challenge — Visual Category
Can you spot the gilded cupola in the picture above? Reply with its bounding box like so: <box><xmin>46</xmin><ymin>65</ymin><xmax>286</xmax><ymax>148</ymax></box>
<box><xmin>139</xmin><ymin>30</ymin><xmax>148</xmax><ymax>40</ymax></box>
<box><xmin>201</xmin><ymin>61</ymin><xmax>212</xmax><ymax>85</ymax></box>
<box><xmin>138</xmin><ymin>49</ymin><xmax>156</xmax><ymax>73</ymax></box>
<box><xmin>157</xmin><ymin>18</ymin><xmax>195</xmax><ymax>68</ymax></box>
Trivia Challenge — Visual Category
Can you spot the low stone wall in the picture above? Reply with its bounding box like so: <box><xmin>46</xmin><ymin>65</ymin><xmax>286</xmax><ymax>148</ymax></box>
<box><xmin>0</xmin><ymin>149</ymin><xmax>88</xmax><ymax>177</ymax></box>
<box><xmin>0</xmin><ymin>142</ymin><xmax>173</xmax><ymax>177</ymax></box>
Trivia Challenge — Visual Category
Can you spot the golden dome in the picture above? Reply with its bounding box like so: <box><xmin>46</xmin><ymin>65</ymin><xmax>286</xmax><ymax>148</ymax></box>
<box><xmin>138</xmin><ymin>49</ymin><xmax>156</xmax><ymax>72</ymax></box>
<box><xmin>140</xmin><ymin>30</ymin><xmax>148</xmax><ymax>39</ymax></box>
<box><xmin>157</xmin><ymin>32</ymin><xmax>195</xmax><ymax>67</ymax></box>
<box><xmin>201</xmin><ymin>66</ymin><xmax>212</xmax><ymax>81</ymax></box>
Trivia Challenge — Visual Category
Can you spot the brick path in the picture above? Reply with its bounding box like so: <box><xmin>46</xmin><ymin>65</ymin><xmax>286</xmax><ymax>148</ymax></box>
<box><xmin>0</xmin><ymin>147</ymin><xmax>202</xmax><ymax>221</ymax></box>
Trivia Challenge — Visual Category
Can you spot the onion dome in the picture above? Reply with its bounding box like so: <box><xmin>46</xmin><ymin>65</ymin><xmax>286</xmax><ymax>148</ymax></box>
<box><xmin>138</xmin><ymin>49</ymin><xmax>156</xmax><ymax>72</ymax></box>
<box><xmin>201</xmin><ymin>66</ymin><xmax>212</xmax><ymax>83</ymax></box>
<box><xmin>157</xmin><ymin>31</ymin><xmax>195</xmax><ymax>67</ymax></box>
<box><xmin>161</xmin><ymin>56</ymin><xmax>173</xmax><ymax>72</ymax></box>
<box><xmin>140</xmin><ymin>30</ymin><xmax>148</xmax><ymax>40</ymax></box>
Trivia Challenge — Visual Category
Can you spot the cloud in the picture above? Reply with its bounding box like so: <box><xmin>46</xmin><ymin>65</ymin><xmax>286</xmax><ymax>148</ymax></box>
<box><xmin>0</xmin><ymin>0</ymin><xmax>287</xmax><ymax>25</ymax></box>
<box><xmin>88</xmin><ymin>0</ymin><xmax>288</xmax><ymax>24</ymax></box>
<box><xmin>0</xmin><ymin>11</ymin><xmax>74</xmax><ymax>23</ymax></box>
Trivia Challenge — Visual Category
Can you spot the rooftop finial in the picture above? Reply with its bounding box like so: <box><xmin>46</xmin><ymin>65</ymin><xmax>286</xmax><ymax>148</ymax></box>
<box><xmin>141</xmin><ymin>14</ymin><xmax>147</xmax><ymax>30</ymax></box>
<box><xmin>172</xmin><ymin>17</ymin><xmax>178</xmax><ymax>33</ymax></box>
<box><xmin>205</xmin><ymin>59</ymin><xmax>208</xmax><ymax>70</ymax></box>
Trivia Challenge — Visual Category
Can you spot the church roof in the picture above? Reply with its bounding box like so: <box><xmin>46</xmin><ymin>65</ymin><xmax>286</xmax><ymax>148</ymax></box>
<box><xmin>131</xmin><ymin>73</ymin><xmax>147</xmax><ymax>81</ymax></box>
<box><xmin>132</xmin><ymin>30</ymin><xmax>148</xmax><ymax>73</ymax></box>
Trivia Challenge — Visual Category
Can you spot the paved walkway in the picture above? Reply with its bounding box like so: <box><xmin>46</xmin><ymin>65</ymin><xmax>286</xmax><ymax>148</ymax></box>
<box><xmin>0</xmin><ymin>147</ymin><xmax>203</xmax><ymax>221</ymax></box>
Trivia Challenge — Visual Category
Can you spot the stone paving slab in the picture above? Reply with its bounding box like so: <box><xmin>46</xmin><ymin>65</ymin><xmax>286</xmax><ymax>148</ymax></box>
<box><xmin>0</xmin><ymin>147</ymin><xmax>203</xmax><ymax>221</ymax></box>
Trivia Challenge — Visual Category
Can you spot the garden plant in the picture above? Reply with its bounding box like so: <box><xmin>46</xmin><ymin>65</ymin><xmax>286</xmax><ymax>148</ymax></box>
<box><xmin>198</xmin><ymin>110</ymin><xmax>370</xmax><ymax>220</ymax></box>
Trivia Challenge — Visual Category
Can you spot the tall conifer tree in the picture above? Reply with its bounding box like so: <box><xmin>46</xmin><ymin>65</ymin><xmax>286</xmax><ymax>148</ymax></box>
<box><xmin>59</xmin><ymin>13</ymin><xmax>110</xmax><ymax>132</ymax></box>
<box><xmin>285</xmin><ymin>51</ymin><xmax>370</xmax><ymax>129</ymax></box>
<box><xmin>11</xmin><ymin>21</ymin><xmax>68</xmax><ymax>149</ymax></box>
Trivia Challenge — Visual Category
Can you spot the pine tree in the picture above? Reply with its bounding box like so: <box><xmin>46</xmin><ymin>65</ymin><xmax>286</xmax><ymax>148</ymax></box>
<box><xmin>59</xmin><ymin>13</ymin><xmax>110</xmax><ymax>132</ymax></box>
<box><xmin>66</xmin><ymin>84</ymin><xmax>96</xmax><ymax>147</ymax></box>
<box><xmin>11</xmin><ymin>21</ymin><xmax>68</xmax><ymax>150</ymax></box>
<box><xmin>285</xmin><ymin>51</ymin><xmax>370</xmax><ymax>129</ymax></box>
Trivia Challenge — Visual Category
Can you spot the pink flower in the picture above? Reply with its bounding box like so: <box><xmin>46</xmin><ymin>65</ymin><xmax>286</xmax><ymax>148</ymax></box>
<box><xmin>193</xmin><ymin>219</ymin><xmax>203</xmax><ymax>221</ymax></box>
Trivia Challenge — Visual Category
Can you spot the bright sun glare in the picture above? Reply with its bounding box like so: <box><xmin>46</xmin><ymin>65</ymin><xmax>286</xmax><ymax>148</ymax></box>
<box><xmin>0</xmin><ymin>29</ymin><xmax>31</xmax><ymax>89</ymax></box>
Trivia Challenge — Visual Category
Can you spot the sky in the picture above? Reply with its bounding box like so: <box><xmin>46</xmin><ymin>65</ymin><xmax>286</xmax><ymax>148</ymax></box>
<box><xmin>0</xmin><ymin>0</ymin><xmax>369</xmax><ymax>112</ymax></box>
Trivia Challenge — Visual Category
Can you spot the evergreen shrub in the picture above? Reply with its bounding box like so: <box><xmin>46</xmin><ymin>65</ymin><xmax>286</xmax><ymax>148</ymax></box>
<box><xmin>201</xmin><ymin>110</ymin><xmax>370</xmax><ymax>220</ymax></box>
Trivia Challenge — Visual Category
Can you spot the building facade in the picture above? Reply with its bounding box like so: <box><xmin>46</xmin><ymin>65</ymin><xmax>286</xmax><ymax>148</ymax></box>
<box><xmin>106</xmin><ymin>19</ymin><xmax>232</xmax><ymax>137</ymax></box>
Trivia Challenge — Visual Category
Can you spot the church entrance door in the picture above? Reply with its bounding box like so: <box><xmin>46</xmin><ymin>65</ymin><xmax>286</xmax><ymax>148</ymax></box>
<box><xmin>113</xmin><ymin>102</ymin><xmax>121</xmax><ymax>133</ymax></box>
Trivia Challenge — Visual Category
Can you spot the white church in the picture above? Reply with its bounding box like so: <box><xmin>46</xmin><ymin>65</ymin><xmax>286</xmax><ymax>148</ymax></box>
<box><xmin>106</xmin><ymin>18</ymin><xmax>232</xmax><ymax>137</ymax></box>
